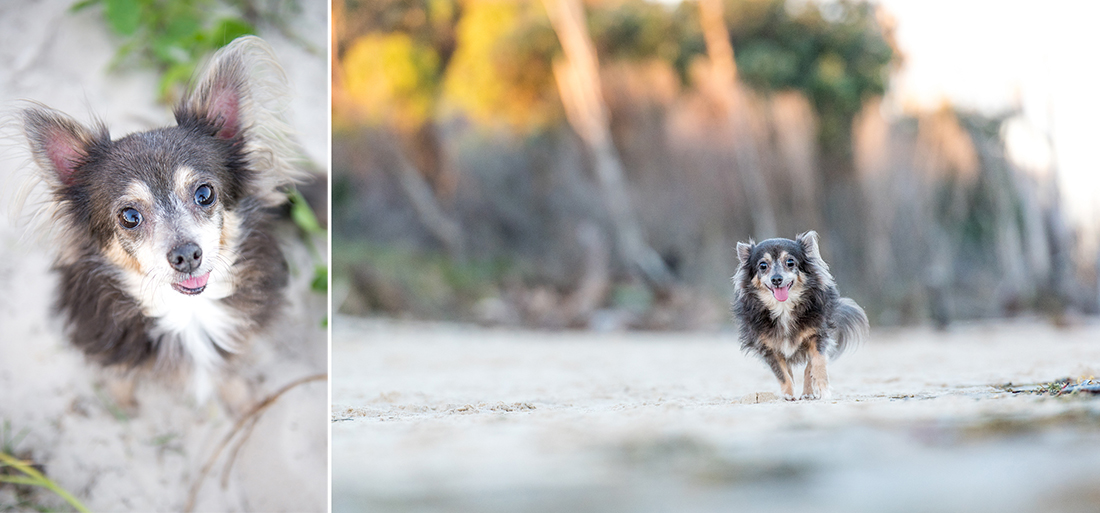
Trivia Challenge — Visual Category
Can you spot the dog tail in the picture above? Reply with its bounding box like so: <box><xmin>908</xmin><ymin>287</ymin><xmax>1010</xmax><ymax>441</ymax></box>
<box><xmin>833</xmin><ymin>297</ymin><xmax>869</xmax><ymax>358</ymax></box>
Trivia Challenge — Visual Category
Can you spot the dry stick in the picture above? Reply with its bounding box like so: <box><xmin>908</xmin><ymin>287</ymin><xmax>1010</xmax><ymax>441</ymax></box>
<box><xmin>219</xmin><ymin>410</ymin><xmax>265</xmax><ymax>488</ymax></box>
<box><xmin>184</xmin><ymin>373</ymin><xmax>328</xmax><ymax>513</ymax></box>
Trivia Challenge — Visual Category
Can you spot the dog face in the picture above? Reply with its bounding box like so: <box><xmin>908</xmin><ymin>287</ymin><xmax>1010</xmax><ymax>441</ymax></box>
<box><xmin>88</xmin><ymin>130</ymin><xmax>242</xmax><ymax>304</ymax></box>
<box><xmin>21</xmin><ymin>49</ymin><xmax>257</xmax><ymax>314</ymax></box>
<box><xmin>736</xmin><ymin>231</ymin><xmax>829</xmax><ymax>305</ymax></box>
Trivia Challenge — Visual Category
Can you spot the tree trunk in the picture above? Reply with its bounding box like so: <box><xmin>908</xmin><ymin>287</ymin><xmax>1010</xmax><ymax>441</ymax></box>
<box><xmin>818</xmin><ymin>135</ymin><xmax>867</xmax><ymax>292</ymax></box>
<box><xmin>379</xmin><ymin>130</ymin><xmax>465</xmax><ymax>260</ymax></box>
<box><xmin>698</xmin><ymin>0</ymin><xmax>778</xmax><ymax>239</ymax></box>
<box><xmin>542</xmin><ymin>0</ymin><xmax>673</xmax><ymax>290</ymax></box>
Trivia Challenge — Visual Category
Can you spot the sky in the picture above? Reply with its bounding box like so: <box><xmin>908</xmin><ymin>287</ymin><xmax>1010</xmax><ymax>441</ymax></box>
<box><xmin>874</xmin><ymin>0</ymin><xmax>1100</xmax><ymax>238</ymax></box>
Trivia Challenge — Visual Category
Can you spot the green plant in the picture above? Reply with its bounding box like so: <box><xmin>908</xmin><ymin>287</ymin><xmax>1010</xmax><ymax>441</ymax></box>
<box><xmin>2</xmin><ymin>422</ymin><xmax>89</xmax><ymax>513</ymax></box>
<box><xmin>71</xmin><ymin>0</ymin><xmax>255</xmax><ymax>101</ymax></box>
<box><xmin>0</xmin><ymin>422</ymin><xmax>29</xmax><ymax>458</ymax></box>
<box><xmin>0</xmin><ymin>452</ymin><xmax>91</xmax><ymax>513</ymax></box>
<box><xmin>288</xmin><ymin>188</ymin><xmax>329</xmax><ymax>327</ymax></box>
<box><xmin>288</xmin><ymin>188</ymin><xmax>328</xmax><ymax>294</ymax></box>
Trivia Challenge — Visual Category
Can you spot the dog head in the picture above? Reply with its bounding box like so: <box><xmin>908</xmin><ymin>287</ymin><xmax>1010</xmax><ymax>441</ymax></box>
<box><xmin>20</xmin><ymin>37</ymin><xmax>298</xmax><ymax>311</ymax></box>
<box><xmin>735</xmin><ymin>231</ymin><xmax>833</xmax><ymax>304</ymax></box>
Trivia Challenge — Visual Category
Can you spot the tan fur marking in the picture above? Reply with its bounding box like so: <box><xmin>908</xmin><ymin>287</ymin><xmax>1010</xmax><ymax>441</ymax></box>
<box><xmin>802</xmin><ymin>362</ymin><xmax>814</xmax><ymax>397</ymax></box>
<box><xmin>124</xmin><ymin>181</ymin><xmax>154</xmax><ymax>205</ymax></box>
<box><xmin>776</xmin><ymin>357</ymin><xmax>795</xmax><ymax>400</ymax></box>
<box><xmin>803</xmin><ymin>339</ymin><xmax>830</xmax><ymax>399</ymax></box>
<box><xmin>219</xmin><ymin>210</ymin><xmax>241</xmax><ymax>253</ymax></box>
<box><xmin>174</xmin><ymin>166</ymin><xmax>198</xmax><ymax>199</ymax></box>
<box><xmin>105</xmin><ymin>239</ymin><xmax>142</xmax><ymax>273</ymax></box>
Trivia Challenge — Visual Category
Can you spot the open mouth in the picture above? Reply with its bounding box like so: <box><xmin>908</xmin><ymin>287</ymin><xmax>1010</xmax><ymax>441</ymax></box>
<box><xmin>769</xmin><ymin>282</ymin><xmax>793</xmax><ymax>302</ymax></box>
<box><xmin>172</xmin><ymin>272</ymin><xmax>210</xmax><ymax>295</ymax></box>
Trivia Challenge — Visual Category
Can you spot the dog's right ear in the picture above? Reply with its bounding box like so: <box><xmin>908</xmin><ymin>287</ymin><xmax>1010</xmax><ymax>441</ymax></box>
<box><xmin>22</xmin><ymin>107</ymin><xmax>103</xmax><ymax>187</ymax></box>
<box><xmin>736</xmin><ymin>240</ymin><xmax>754</xmax><ymax>264</ymax></box>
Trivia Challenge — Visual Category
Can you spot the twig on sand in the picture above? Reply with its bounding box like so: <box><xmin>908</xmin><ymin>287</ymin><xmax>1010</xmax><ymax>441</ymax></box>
<box><xmin>184</xmin><ymin>373</ymin><xmax>327</xmax><ymax>513</ymax></box>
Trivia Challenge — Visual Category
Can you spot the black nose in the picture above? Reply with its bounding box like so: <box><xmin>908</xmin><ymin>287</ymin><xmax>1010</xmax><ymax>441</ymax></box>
<box><xmin>771</xmin><ymin>276</ymin><xmax>783</xmax><ymax>287</ymax></box>
<box><xmin>167</xmin><ymin>242</ymin><xmax>203</xmax><ymax>273</ymax></box>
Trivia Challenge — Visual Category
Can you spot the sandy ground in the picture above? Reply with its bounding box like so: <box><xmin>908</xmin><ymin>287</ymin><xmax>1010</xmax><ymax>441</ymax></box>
<box><xmin>0</xmin><ymin>1</ymin><xmax>328</xmax><ymax>511</ymax></box>
<box><xmin>332</xmin><ymin>315</ymin><xmax>1100</xmax><ymax>513</ymax></box>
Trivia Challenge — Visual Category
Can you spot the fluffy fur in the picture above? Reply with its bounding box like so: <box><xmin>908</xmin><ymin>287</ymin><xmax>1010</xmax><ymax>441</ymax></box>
<box><xmin>19</xmin><ymin>36</ymin><xmax>301</xmax><ymax>403</ymax></box>
<box><xmin>732</xmin><ymin>231</ymin><xmax>868</xmax><ymax>400</ymax></box>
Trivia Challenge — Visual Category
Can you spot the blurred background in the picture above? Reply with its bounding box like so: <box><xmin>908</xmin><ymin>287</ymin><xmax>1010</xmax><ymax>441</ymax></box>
<box><xmin>331</xmin><ymin>0</ymin><xmax>1099</xmax><ymax>331</ymax></box>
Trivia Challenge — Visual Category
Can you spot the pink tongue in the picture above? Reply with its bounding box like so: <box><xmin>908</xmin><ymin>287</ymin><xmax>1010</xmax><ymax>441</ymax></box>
<box><xmin>773</xmin><ymin>285</ymin><xmax>789</xmax><ymax>302</ymax></box>
<box><xmin>179</xmin><ymin>272</ymin><xmax>210</xmax><ymax>290</ymax></box>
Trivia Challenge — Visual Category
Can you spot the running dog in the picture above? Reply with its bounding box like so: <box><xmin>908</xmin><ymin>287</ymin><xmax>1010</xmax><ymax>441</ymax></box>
<box><xmin>733</xmin><ymin>231</ymin><xmax>868</xmax><ymax>400</ymax></box>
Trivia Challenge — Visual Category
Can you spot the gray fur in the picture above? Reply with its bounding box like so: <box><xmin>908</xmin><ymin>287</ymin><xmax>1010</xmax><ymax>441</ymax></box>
<box><xmin>833</xmin><ymin>297</ymin><xmax>869</xmax><ymax>356</ymax></box>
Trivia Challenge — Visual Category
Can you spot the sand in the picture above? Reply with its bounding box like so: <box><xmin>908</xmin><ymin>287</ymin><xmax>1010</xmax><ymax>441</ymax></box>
<box><xmin>0</xmin><ymin>1</ymin><xmax>328</xmax><ymax>511</ymax></box>
<box><xmin>332</xmin><ymin>316</ymin><xmax>1100</xmax><ymax>513</ymax></box>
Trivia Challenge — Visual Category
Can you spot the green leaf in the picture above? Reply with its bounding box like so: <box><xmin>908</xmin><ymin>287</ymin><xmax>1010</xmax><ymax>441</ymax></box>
<box><xmin>289</xmin><ymin>189</ymin><xmax>324</xmax><ymax>235</ymax></box>
<box><xmin>158</xmin><ymin>62</ymin><xmax>196</xmax><ymax>102</ymax></box>
<box><xmin>104</xmin><ymin>0</ymin><xmax>140</xmax><ymax>36</ymax></box>
<box><xmin>209</xmin><ymin>17</ymin><xmax>255</xmax><ymax>47</ymax></box>
<box><xmin>69</xmin><ymin>0</ymin><xmax>102</xmax><ymax>13</ymax></box>
<box><xmin>311</xmin><ymin>265</ymin><xmax>328</xmax><ymax>294</ymax></box>
<box><xmin>166</xmin><ymin>14</ymin><xmax>202</xmax><ymax>41</ymax></box>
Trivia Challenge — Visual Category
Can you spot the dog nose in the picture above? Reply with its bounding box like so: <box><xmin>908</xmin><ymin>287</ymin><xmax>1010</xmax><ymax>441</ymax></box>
<box><xmin>771</xmin><ymin>276</ymin><xmax>783</xmax><ymax>287</ymax></box>
<box><xmin>167</xmin><ymin>242</ymin><xmax>203</xmax><ymax>273</ymax></box>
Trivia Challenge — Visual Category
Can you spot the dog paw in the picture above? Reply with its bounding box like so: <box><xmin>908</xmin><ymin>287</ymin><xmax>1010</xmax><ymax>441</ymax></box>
<box><xmin>782</xmin><ymin>393</ymin><xmax>797</xmax><ymax>401</ymax></box>
<box><xmin>800</xmin><ymin>389</ymin><xmax>832</xmax><ymax>401</ymax></box>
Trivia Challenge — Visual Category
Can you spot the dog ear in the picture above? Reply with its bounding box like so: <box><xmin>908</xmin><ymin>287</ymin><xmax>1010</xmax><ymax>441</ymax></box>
<box><xmin>177</xmin><ymin>43</ymin><xmax>250</xmax><ymax>140</ymax></box>
<box><xmin>797</xmin><ymin>230</ymin><xmax>822</xmax><ymax>260</ymax></box>
<box><xmin>22</xmin><ymin>107</ymin><xmax>104</xmax><ymax>187</ymax></box>
<box><xmin>736</xmin><ymin>240</ymin><xmax>754</xmax><ymax>264</ymax></box>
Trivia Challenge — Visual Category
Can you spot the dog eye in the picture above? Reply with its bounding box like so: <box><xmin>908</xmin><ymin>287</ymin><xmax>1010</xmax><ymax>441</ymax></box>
<box><xmin>786</xmin><ymin>258</ymin><xmax>796</xmax><ymax>268</ymax></box>
<box><xmin>118</xmin><ymin>208</ymin><xmax>142</xmax><ymax>229</ymax></box>
<box><xmin>194</xmin><ymin>184</ymin><xmax>215</xmax><ymax>206</ymax></box>
<box><xmin>758</xmin><ymin>262</ymin><xmax>768</xmax><ymax>272</ymax></box>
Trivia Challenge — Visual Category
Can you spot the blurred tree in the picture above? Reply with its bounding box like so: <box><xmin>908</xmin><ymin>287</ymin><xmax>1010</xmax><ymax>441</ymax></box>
<box><xmin>697</xmin><ymin>0</ymin><xmax>777</xmax><ymax>239</ymax></box>
<box><xmin>719</xmin><ymin>0</ymin><xmax>896</xmax><ymax>285</ymax></box>
<box><xmin>335</xmin><ymin>0</ymin><xmax>465</xmax><ymax>258</ymax></box>
<box><xmin>342</xmin><ymin>33</ymin><xmax>439</xmax><ymax>131</ymax></box>
<box><xmin>335</xmin><ymin>0</ymin><xmax>895</xmax><ymax>290</ymax></box>
<box><xmin>543</xmin><ymin>0</ymin><xmax>674</xmax><ymax>290</ymax></box>
<box><xmin>442</xmin><ymin>1</ymin><xmax>561</xmax><ymax>130</ymax></box>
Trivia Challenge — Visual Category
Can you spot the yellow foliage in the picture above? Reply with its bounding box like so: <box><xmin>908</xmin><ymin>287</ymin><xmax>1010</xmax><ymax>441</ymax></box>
<box><xmin>442</xmin><ymin>1</ymin><xmax>560</xmax><ymax>132</ymax></box>
<box><xmin>339</xmin><ymin>33</ymin><xmax>439</xmax><ymax>131</ymax></box>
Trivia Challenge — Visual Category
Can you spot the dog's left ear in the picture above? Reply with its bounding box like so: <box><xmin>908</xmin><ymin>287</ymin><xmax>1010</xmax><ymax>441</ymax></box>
<box><xmin>796</xmin><ymin>230</ymin><xmax>821</xmax><ymax>260</ymax></box>
<box><xmin>176</xmin><ymin>41</ymin><xmax>251</xmax><ymax>140</ymax></box>
<box><xmin>736</xmin><ymin>240</ymin><xmax>754</xmax><ymax>264</ymax></box>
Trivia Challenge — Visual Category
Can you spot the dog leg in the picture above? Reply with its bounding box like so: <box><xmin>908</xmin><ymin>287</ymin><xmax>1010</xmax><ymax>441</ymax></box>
<box><xmin>802</xmin><ymin>362</ymin><xmax>814</xmax><ymax>398</ymax></box>
<box><xmin>217</xmin><ymin>372</ymin><xmax>257</xmax><ymax>418</ymax></box>
<box><xmin>762</xmin><ymin>349</ymin><xmax>797</xmax><ymax>400</ymax></box>
<box><xmin>101</xmin><ymin>370</ymin><xmax>139</xmax><ymax>416</ymax></box>
<box><xmin>802</xmin><ymin>336</ymin><xmax>831</xmax><ymax>400</ymax></box>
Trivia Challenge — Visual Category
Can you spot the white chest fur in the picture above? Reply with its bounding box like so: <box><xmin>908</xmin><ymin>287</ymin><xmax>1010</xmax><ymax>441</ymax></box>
<box><xmin>129</xmin><ymin>272</ymin><xmax>242</xmax><ymax>401</ymax></box>
<box><xmin>152</xmin><ymin>294</ymin><xmax>243</xmax><ymax>401</ymax></box>
<box><xmin>755</xmin><ymin>287</ymin><xmax>803</xmax><ymax>358</ymax></box>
